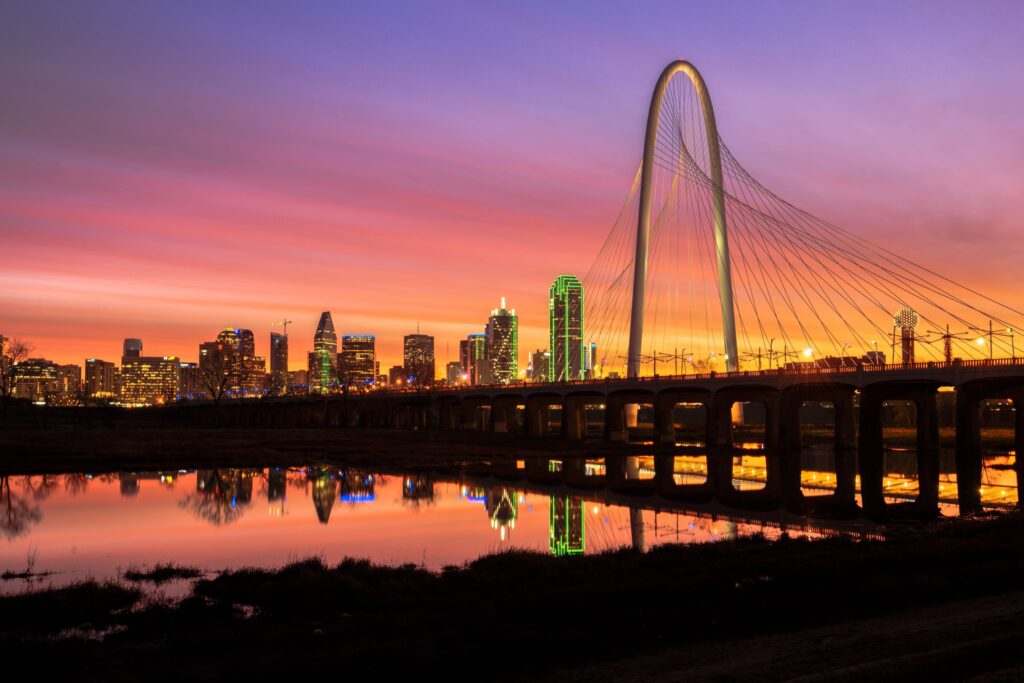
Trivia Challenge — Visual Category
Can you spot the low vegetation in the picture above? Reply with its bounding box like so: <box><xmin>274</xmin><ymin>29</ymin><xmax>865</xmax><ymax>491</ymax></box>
<box><xmin>4</xmin><ymin>512</ymin><xmax>1024</xmax><ymax>679</ymax></box>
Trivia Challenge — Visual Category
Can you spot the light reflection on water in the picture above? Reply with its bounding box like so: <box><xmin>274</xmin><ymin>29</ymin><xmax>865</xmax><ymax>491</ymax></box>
<box><xmin>0</xmin><ymin>465</ymin><xmax>832</xmax><ymax>593</ymax></box>
<box><xmin>1</xmin><ymin>448</ymin><xmax>1015</xmax><ymax>592</ymax></box>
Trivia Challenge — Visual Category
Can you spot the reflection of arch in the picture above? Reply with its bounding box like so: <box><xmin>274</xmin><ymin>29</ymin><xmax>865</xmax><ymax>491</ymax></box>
<box><xmin>628</xmin><ymin>60</ymin><xmax>738</xmax><ymax>377</ymax></box>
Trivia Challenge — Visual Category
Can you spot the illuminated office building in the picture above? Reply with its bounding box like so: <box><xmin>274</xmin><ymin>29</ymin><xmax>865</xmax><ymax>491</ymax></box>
<box><xmin>529</xmin><ymin>349</ymin><xmax>550</xmax><ymax>382</ymax></box>
<box><xmin>549</xmin><ymin>495</ymin><xmax>585</xmax><ymax>556</ymax></box>
<box><xmin>403</xmin><ymin>333</ymin><xmax>435</xmax><ymax>386</ymax></box>
<box><xmin>463</xmin><ymin>333</ymin><xmax>488</xmax><ymax>385</ymax></box>
<box><xmin>199</xmin><ymin>328</ymin><xmax>266</xmax><ymax>397</ymax></box>
<box><xmin>548</xmin><ymin>275</ymin><xmax>585</xmax><ymax>382</ymax></box>
<box><xmin>123</xmin><ymin>338</ymin><xmax>143</xmax><ymax>358</ymax></box>
<box><xmin>237</xmin><ymin>329</ymin><xmax>255</xmax><ymax>357</ymax></box>
<box><xmin>13</xmin><ymin>358</ymin><xmax>60</xmax><ymax>402</ymax></box>
<box><xmin>339</xmin><ymin>335</ymin><xmax>376</xmax><ymax>387</ymax></box>
<box><xmin>269</xmin><ymin>332</ymin><xmax>288</xmax><ymax>393</ymax></box>
<box><xmin>57</xmin><ymin>364</ymin><xmax>81</xmax><ymax>396</ymax></box>
<box><xmin>120</xmin><ymin>356</ymin><xmax>180</xmax><ymax>406</ymax></box>
<box><xmin>487</xmin><ymin>298</ymin><xmax>518</xmax><ymax>384</ymax></box>
<box><xmin>84</xmin><ymin>359</ymin><xmax>116</xmax><ymax>397</ymax></box>
<box><xmin>309</xmin><ymin>312</ymin><xmax>338</xmax><ymax>394</ymax></box>
<box><xmin>179</xmin><ymin>361</ymin><xmax>201</xmax><ymax>400</ymax></box>
<box><xmin>445</xmin><ymin>360</ymin><xmax>464</xmax><ymax>385</ymax></box>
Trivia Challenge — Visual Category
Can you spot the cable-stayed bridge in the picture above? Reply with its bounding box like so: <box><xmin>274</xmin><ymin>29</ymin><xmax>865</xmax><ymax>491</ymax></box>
<box><xmin>166</xmin><ymin>60</ymin><xmax>1024</xmax><ymax>522</ymax></box>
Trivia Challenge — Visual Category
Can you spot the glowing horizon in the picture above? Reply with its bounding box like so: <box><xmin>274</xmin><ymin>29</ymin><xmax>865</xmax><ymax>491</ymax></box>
<box><xmin>3</xmin><ymin>2</ymin><xmax>1023</xmax><ymax>376</ymax></box>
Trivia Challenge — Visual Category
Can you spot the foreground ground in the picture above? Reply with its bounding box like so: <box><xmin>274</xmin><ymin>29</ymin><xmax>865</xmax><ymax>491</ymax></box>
<box><xmin>5</xmin><ymin>512</ymin><xmax>1024</xmax><ymax>681</ymax></box>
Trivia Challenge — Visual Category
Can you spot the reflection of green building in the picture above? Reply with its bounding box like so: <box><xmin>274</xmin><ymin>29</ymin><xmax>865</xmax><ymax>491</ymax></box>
<box><xmin>486</xmin><ymin>488</ymin><xmax>519</xmax><ymax>541</ymax></box>
<box><xmin>549</xmin><ymin>496</ymin><xmax>585</xmax><ymax>556</ymax></box>
<box><xmin>309</xmin><ymin>467</ymin><xmax>337</xmax><ymax>524</ymax></box>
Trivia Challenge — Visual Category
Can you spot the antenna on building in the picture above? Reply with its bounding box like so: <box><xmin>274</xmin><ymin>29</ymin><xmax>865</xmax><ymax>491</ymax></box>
<box><xmin>272</xmin><ymin>319</ymin><xmax>293</xmax><ymax>336</ymax></box>
<box><xmin>501</xmin><ymin>296</ymin><xmax>506</xmax><ymax>309</ymax></box>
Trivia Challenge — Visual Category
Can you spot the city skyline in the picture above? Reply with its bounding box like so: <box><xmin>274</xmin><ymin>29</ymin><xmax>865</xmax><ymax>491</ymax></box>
<box><xmin>3</xmin><ymin>2</ymin><xmax>1024</xmax><ymax>371</ymax></box>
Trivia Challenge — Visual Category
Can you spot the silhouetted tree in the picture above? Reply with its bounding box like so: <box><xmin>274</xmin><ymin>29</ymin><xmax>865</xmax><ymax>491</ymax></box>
<box><xmin>0</xmin><ymin>476</ymin><xmax>43</xmax><ymax>539</ymax></box>
<box><xmin>0</xmin><ymin>338</ymin><xmax>33</xmax><ymax>400</ymax></box>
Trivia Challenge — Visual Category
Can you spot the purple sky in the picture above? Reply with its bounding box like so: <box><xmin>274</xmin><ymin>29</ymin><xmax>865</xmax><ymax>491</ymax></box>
<box><xmin>2</xmin><ymin>0</ymin><xmax>1022</xmax><ymax>369</ymax></box>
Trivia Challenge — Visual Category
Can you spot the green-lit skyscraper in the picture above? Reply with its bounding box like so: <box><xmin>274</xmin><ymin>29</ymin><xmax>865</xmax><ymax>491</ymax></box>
<box><xmin>486</xmin><ymin>298</ymin><xmax>518</xmax><ymax>384</ymax></box>
<box><xmin>309</xmin><ymin>311</ymin><xmax>337</xmax><ymax>394</ymax></box>
<box><xmin>548</xmin><ymin>275</ymin><xmax>585</xmax><ymax>382</ymax></box>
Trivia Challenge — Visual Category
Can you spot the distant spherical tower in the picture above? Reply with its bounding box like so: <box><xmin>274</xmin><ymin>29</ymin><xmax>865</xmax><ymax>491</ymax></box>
<box><xmin>894</xmin><ymin>307</ymin><xmax>920</xmax><ymax>365</ymax></box>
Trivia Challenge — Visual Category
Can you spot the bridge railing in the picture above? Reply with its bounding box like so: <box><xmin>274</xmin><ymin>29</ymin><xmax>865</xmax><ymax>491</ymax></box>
<box><xmin>421</xmin><ymin>356</ymin><xmax>1024</xmax><ymax>394</ymax></box>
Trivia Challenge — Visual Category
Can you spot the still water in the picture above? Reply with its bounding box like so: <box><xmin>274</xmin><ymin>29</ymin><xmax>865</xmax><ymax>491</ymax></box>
<box><xmin>1</xmin><ymin>450</ymin><xmax>1016</xmax><ymax>593</ymax></box>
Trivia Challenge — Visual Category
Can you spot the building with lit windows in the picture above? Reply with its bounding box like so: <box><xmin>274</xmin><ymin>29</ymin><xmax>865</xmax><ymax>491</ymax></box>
<box><xmin>197</xmin><ymin>329</ymin><xmax>266</xmax><ymax>397</ymax></box>
<box><xmin>549</xmin><ymin>275</ymin><xmax>585</xmax><ymax>382</ymax></box>
<box><xmin>529</xmin><ymin>349</ymin><xmax>550</xmax><ymax>382</ymax></box>
<box><xmin>84</xmin><ymin>359</ymin><xmax>116</xmax><ymax>397</ymax></box>
<box><xmin>549</xmin><ymin>495</ymin><xmax>585</xmax><ymax>556</ymax></box>
<box><xmin>13</xmin><ymin>358</ymin><xmax>60</xmax><ymax>402</ymax></box>
<box><xmin>339</xmin><ymin>335</ymin><xmax>376</xmax><ymax>387</ymax></box>
<box><xmin>179</xmin><ymin>361</ymin><xmax>201</xmax><ymax>400</ymax></box>
<box><xmin>487</xmin><ymin>298</ymin><xmax>518</xmax><ymax>384</ymax></box>
<box><xmin>388</xmin><ymin>365</ymin><xmax>406</xmax><ymax>386</ymax></box>
<box><xmin>120</xmin><ymin>356</ymin><xmax>180</xmax><ymax>406</ymax></box>
<box><xmin>445</xmin><ymin>360</ymin><xmax>464</xmax><ymax>385</ymax></box>
<box><xmin>462</xmin><ymin>333</ymin><xmax>488</xmax><ymax>385</ymax></box>
<box><xmin>269</xmin><ymin>332</ymin><xmax>288</xmax><ymax>393</ymax></box>
<box><xmin>403</xmin><ymin>333</ymin><xmax>435</xmax><ymax>386</ymax></box>
<box><xmin>309</xmin><ymin>312</ymin><xmax>337</xmax><ymax>394</ymax></box>
<box><xmin>57</xmin><ymin>364</ymin><xmax>81</xmax><ymax>397</ymax></box>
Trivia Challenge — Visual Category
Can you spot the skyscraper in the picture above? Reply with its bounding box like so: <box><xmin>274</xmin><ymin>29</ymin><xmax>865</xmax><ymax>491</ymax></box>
<box><xmin>120</xmin><ymin>356</ymin><xmax>180</xmax><ymax>405</ymax></box>
<box><xmin>179</xmin><ymin>361</ymin><xmax>201</xmax><ymax>400</ymax></box>
<box><xmin>309</xmin><ymin>312</ymin><xmax>338</xmax><ymax>394</ymax></box>
<box><xmin>237</xmin><ymin>329</ymin><xmax>256</xmax><ymax>357</ymax></box>
<box><xmin>340</xmin><ymin>335</ymin><xmax>376</xmax><ymax>387</ymax></box>
<box><xmin>487</xmin><ymin>297</ymin><xmax>518</xmax><ymax>384</ymax></box>
<box><xmin>270</xmin><ymin>332</ymin><xmax>288</xmax><ymax>393</ymax></box>
<box><xmin>529</xmin><ymin>349</ymin><xmax>550</xmax><ymax>382</ymax></box>
<box><xmin>123</xmin><ymin>338</ymin><xmax>143</xmax><ymax>358</ymax></box>
<box><xmin>84</xmin><ymin>359</ymin><xmax>116</xmax><ymax>397</ymax></box>
<box><xmin>213</xmin><ymin>328</ymin><xmax>265</xmax><ymax>395</ymax></box>
<box><xmin>445</xmin><ymin>360</ymin><xmax>464</xmax><ymax>385</ymax></box>
<box><xmin>463</xmin><ymin>333</ymin><xmax>487</xmax><ymax>385</ymax></box>
<box><xmin>403</xmin><ymin>333</ymin><xmax>435</xmax><ymax>386</ymax></box>
<box><xmin>549</xmin><ymin>275</ymin><xmax>585</xmax><ymax>382</ymax></box>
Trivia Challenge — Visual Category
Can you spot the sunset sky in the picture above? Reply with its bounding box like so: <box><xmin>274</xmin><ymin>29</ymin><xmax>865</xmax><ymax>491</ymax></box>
<box><xmin>2</xmin><ymin>0</ymin><xmax>1023</xmax><ymax>373</ymax></box>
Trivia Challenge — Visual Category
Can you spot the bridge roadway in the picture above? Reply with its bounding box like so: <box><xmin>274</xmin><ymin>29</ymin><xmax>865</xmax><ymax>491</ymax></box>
<box><xmin>178</xmin><ymin>358</ymin><xmax>1024</xmax><ymax>521</ymax></box>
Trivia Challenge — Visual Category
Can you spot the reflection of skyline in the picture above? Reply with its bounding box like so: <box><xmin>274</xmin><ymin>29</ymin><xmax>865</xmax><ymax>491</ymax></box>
<box><xmin>308</xmin><ymin>466</ymin><xmax>337</xmax><ymax>524</ymax></box>
<box><xmin>549</xmin><ymin>496</ymin><xmax>585</xmax><ymax>557</ymax></box>
<box><xmin>402</xmin><ymin>475</ymin><xmax>434</xmax><ymax>509</ymax></box>
<box><xmin>485</xmin><ymin>488</ymin><xmax>518</xmax><ymax>541</ymax></box>
<box><xmin>339</xmin><ymin>470</ymin><xmax>376</xmax><ymax>503</ymax></box>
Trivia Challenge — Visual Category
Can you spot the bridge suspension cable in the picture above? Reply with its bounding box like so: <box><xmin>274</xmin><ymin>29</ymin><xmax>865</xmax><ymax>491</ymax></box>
<box><xmin>582</xmin><ymin>60</ymin><xmax>1023</xmax><ymax>377</ymax></box>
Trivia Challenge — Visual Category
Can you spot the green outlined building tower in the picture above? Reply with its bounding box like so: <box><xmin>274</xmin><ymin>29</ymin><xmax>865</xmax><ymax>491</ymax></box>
<box><xmin>548</xmin><ymin>275</ymin><xmax>585</xmax><ymax>382</ymax></box>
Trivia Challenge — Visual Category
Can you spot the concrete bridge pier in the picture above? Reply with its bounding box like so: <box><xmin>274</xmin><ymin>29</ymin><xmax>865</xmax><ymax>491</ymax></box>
<box><xmin>525</xmin><ymin>398</ymin><xmax>553</xmax><ymax>437</ymax></box>
<box><xmin>604</xmin><ymin>396</ymin><xmax>629</xmax><ymax>442</ymax></box>
<box><xmin>860</xmin><ymin>383</ymin><xmax>940</xmax><ymax>520</ymax></box>
<box><xmin>655</xmin><ymin>398</ymin><xmax>675</xmax><ymax>443</ymax></box>
<box><xmin>491</xmin><ymin>397</ymin><xmax>522</xmax><ymax>434</ymax></box>
<box><xmin>955</xmin><ymin>385</ymin><xmax>985</xmax><ymax>514</ymax></box>
<box><xmin>1016</xmin><ymin>390</ymin><xmax>1024</xmax><ymax>507</ymax></box>
<box><xmin>460</xmin><ymin>398</ymin><xmax>488</xmax><ymax>431</ymax></box>
<box><xmin>561</xmin><ymin>398</ymin><xmax>587</xmax><ymax>440</ymax></box>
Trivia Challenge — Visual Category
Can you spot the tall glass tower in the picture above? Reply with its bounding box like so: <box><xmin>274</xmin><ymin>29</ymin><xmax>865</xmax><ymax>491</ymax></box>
<box><xmin>548</xmin><ymin>275</ymin><xmax>584</xmax><ymax>382</ymax></box>
<box><xmin>310</xmin><ymin>311</ymin><xmax>337</xmax><ymax>394</ymax></box>
<box><xmin>487</xmin><ymin>298</ymin><xmax>518</xmax><ymax>384</ymax></box>
<box><xmin>270</xmin><ymin>332</ymin><xmax>288</xmax><ymax>393</ymax></box>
